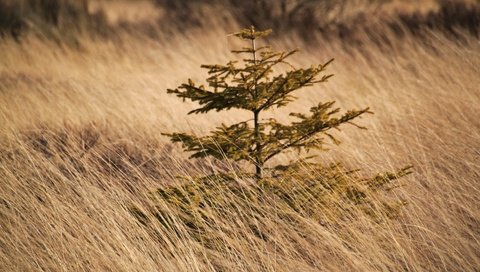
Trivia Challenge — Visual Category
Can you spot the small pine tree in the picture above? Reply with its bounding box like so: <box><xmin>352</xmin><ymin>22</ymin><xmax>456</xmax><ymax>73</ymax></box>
<box><xmin>132</xmin><ymin>28</ymin><xmax>412</xmax><ymax>241</ymax></box>
<box><xmin>164</xmin><ymin>26</ymin><xmax>370</xmax><ymax>178</ymax></box>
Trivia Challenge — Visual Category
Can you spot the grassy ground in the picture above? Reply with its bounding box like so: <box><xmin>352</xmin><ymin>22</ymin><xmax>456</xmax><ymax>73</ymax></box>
<box><xmin>0</xmin><ymin>1</ymin><xmax>479</xmax><ymax>271</ymax></box>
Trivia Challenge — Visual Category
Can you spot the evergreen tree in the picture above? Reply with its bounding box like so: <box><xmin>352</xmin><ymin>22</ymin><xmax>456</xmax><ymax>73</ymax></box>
<box><xmin>133</xmin><ymin>27</ymin><xmax>412</xmax><ymax>239</ymax></box>
<box><xmin>164</xmin><ymin>26</ymin><xmax>370</xmax><ymax>178</ymax></box>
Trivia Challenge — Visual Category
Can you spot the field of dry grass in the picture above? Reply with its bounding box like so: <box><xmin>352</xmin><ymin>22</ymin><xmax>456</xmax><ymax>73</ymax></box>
<box><xmin>1</xmin><ymin>1</ymin><xmax>479</xmax><ymax>271</ymax></box>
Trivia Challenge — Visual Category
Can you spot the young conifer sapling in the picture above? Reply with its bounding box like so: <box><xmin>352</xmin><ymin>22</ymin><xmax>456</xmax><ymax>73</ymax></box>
<box><xmin>164</xmin><ymin>27</ymin><xmax>371</xmax><ymax>178</ymax></box>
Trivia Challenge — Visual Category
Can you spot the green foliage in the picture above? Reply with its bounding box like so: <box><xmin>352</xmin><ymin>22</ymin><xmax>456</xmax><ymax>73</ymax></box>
<box><xmin>164</xmin><ymin>26</ymin><xmax>371</xmax><ymax>178</ymax></box>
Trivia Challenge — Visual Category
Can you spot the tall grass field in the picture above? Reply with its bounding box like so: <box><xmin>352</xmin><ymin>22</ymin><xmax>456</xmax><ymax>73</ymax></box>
<box><xmin>0</xmin><ymin>0</ymin><xmax>479</xmax><ymax>271</ymax></box>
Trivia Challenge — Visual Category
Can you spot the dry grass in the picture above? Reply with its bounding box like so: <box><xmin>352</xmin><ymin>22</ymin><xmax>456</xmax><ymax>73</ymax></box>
<box><xmin>1</xmin><ymin>2</ymin><xmax>479</xmax><ymax>271</ymax></box>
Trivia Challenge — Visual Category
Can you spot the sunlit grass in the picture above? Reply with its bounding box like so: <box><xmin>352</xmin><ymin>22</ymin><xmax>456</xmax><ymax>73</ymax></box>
<box><xmin>0</xmin><ymin>4</ymin><xmax>479</xmax><ymax>271</ymax></box>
